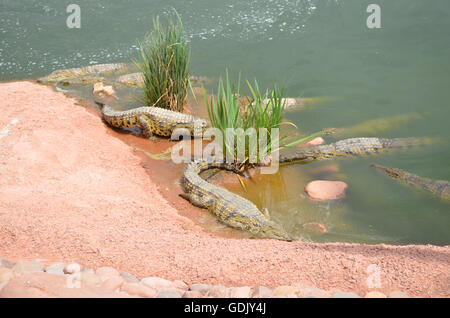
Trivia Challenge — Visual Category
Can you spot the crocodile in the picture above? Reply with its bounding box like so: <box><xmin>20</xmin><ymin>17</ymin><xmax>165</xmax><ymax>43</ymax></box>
<box><xmin>99</xmin><ymin>103</ymin><xmax>209</xmax><ymax>138</ymax></box>
<box><xmin>37</xmin><ymin>63</ymin><xmax>129</xmax><ymax>84</ymax></box>
<box><xmin>279</xmin><ymin>137</ymin><xmax>435</xmax><ymax>164</ymax></box>
<box><xmin>333</xmin><ymin>112</ymin><xmax>425</xmax><ymax>137</ymax></box>
<box><xmin>371</xmin><ymin>164</ymin><xmax>450</xmax><ymax>201</ymax></box>
<box><xmin>181</xmin><ymin>160</ymin><xmax>293</xmax><ymax>241</ymax></box>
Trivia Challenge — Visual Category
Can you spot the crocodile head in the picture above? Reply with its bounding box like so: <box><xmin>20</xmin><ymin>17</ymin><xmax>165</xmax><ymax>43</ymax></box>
<box><xmin>371</xmin><ymin>164</ymin><xmax>405</xmax><ymax>179</ymax></box>
<box><xmin>258</xmin><ymin>221</ymin><xmax>293</xmax><ymax>241</ymax></box>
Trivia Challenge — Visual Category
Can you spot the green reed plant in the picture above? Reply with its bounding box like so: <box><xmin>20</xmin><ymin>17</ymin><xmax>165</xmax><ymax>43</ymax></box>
<box><xmin>204</xmin><ymin>70</ymin><xmax>326</xmax><ymax>166</ymax></box>
<box><xmin>135</xmin><ymin>9</ymin><xmax>189</xmax><ymax>112</ymax></box>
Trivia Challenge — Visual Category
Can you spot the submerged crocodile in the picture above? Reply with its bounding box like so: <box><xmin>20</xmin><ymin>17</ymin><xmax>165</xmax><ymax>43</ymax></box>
<box><xmin>371</xmin><ymin>164</ymin><xmax>450</xmax><ymax>201</ymax></box>
<box><xmin>37</xmin><ymin>63</ymin><xmax>129</xmax><ymax>84</ymax></box>
<box><xmin>333</xmin><ymin>112</ymin><xmax>425</xmax><ymax>137</ymax></box>
<box><xmin>279</xmin><ymin>137</ymin><xmax>435</xmax><ymax>164</ymax></box>
<box><xmin>181</xmin><ymin>160</ymin><xmax>292</xmax><ymax>240</ymax></box>
<box><xmin>99</xmin><ymin>103</ymin><xmax>209</xmax><ymax>138</ymax></box>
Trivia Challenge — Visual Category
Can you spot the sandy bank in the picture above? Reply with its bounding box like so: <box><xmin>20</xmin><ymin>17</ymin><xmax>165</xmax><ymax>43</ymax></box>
<box><xmin>0</xmin><ymin>81</ymin><xmax>448</xmax><ymax>297</ymax></box>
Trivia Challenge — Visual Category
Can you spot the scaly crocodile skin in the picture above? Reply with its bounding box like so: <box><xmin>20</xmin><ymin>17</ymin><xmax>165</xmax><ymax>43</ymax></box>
<box><xmin>371</xmin><ymin>164</ymin><xmax>450</xmax><ymax>201</ymax></box>
<box><xmin>279</xmin><ymin>137</ymin><xmax>434</xmax><ymax>164</ymax></box>
<box><xmin>181</xmin><ymin>160</ymin><xmax>292</xmax><ymax>241</ymax></box>
<box><xmin>101</xmin><ymin>104</ymin><xmax>209</xmax><ymax>138</ymax></box>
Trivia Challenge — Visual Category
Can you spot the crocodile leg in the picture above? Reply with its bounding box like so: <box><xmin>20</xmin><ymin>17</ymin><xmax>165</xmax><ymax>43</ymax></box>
<box><xmin>138</xmin><ymin>115</ymin><xmax>159</xmax><ymax>141</ymax></box>
<box><xmin>179</xmin><ymin>193</ymin><xmax>212</xmax><ymax>209</ymax></box>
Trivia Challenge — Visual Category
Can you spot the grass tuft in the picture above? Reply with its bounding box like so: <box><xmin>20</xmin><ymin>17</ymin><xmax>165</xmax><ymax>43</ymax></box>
<box><xmin>135</xmin><ymin>9</ymin><xmax>189</xmax><ymax>112</ymax></box>
<box><xmin>204</xmin><ymin>70</ymin><xmax>327</xmax><ymax>166</ymax></box>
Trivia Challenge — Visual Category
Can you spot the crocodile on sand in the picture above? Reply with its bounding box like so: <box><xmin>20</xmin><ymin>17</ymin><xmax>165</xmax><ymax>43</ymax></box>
<box><xmin>181</xmin><ymin>160</ymin><xmax>292</xmax><ymax>241</ymax></box>
<box><xmin>99</xmin><ymin>103</ymin><xmax>209</xmax><ymax>138</ymax></box>
<box><xmin>371</xmin><ymin>164</ymin><xmax>450</xmax><ymax>201</ymax></box>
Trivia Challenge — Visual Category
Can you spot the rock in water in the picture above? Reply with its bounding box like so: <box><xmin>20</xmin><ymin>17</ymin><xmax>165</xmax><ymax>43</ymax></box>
<box><xmin>303</xmin><ymin>222</ymin><xmax>328</xmax><ymax>235</ymax></box>
<box><xmin>305</xmin><ymin>180</ymin><xmax>348</xmax><ymax>201</ymax></box>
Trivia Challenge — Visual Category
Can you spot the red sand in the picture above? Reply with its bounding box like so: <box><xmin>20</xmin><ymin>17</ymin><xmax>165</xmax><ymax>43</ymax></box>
<box><xmin>0</xmin><ymin>81</ymin><xmax>449</xmax><ymax>297</ymax></box>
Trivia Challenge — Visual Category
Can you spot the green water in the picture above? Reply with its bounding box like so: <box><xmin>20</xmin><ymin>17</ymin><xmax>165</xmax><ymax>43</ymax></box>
<box><xmin>1</xmin><ymin>0</ymin><xmax>449</xmax><ymax>245</ymax></box>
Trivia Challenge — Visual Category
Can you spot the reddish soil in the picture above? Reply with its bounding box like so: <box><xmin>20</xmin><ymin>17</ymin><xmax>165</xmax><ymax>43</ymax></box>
<box><xmin>0</xmin><ymin>81</ymin><xmax>449</xmax><ymax>297</ymax></box>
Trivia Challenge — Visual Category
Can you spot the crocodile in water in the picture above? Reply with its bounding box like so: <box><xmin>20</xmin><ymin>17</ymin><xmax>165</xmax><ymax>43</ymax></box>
<box><xmin>280</xmin><ymin>137</ymin><xmax>435</xmax><ymax>164</ymax></box>
<box><xmin>371</xmin><ymin>164</ymin><xmax>450</xmax><ymax>201</ymax></box>
<box><xmin>37</xmin><ymin>63</ymin><xmax>129</xmax><ymax>84</ymax></box>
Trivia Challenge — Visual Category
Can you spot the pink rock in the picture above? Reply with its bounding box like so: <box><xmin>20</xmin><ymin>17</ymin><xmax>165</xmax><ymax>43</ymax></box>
<box><xmin>206</xmin><ymin>285</ymin><xmax>228</xmax><ymax>298</ymax></box>
<box><xmin>305</xmin><ymin>180</ymin><xmax>348</xmax><ymax>201</ymax></box>
<box><xmin>173</xmin><ymin>280</ymin><xmax>188</xmax><ymax>291</ymax></box>
<box><xmin>101</xmin><ymin>276</ymin><xmax>125</xmax><ymax>292</ymax></box>
<box><xmin>183</xmin><ymin>290</ymin><xmax>203</xmax><ymax>298</ymax></box>
<box><xmin>96</xmin><ymin>267</ymin><xmax>120</xmax><ymax>282</ymax></box>
<box><xmin>365</xmin><ymin>291</ymin><xmax>387</xmax><ymax>298</ymax></box>
<box><xmin>0</xmin><ymin>268</ymin><xmax>14</xmax><ymax>283</ymax></box>
<box><xmin>141</xmin><ymin>276</ymin><xmax>173</xmax><ymax>291</ymax></box>
<box><xmin>297</xmin><ymin>287</ymin><xmax>331</xmax><ymax>298</ymax></box>
<box><xmin>102</xmin><ymin>86</ymin><xmax>115</xmax><ymax>96</ymax></box>
<box><xmin>0</xmin><ymin>272</ymin><xmax>126</xmax><ymax>298</ymax></box>
<box><xmin>93</xmin><ymin>82</ymin><xmax>104</xmax><ymax>94</ymax></box>
<box><xmin>273</xmin><ymin>285</ymin><xmax>300</xmax><ymax>297</ymax></box>
<box><xmin>305</xmin><ymin>137</ymin><xmax>325</xmax><ymax>146</ymax></box>
<box><xmin>121</xmin><ymin>283</ymin><xmax>157</xmax><ymax>298</ymax></box>
<box><xmin>252</xmin><ymin>286</ymin><xmax>273</xmax><ymax>298</ymax></box>
<box><xmin>228</xmin><ymin>286</ymin><xmax>252</xmax><ymax>298</ymax></box>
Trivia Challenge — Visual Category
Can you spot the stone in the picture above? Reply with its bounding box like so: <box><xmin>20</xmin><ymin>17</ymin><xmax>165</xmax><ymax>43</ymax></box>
<box><xmin>297</xmin><ymin>287</ymin><xmax>331</xmax><ymax>298</ymax></box>
<box><xmin>332</xmin><ymin>292</ymin><xmax>361</xmax><ymax>298</ymax></box>
<box><xmin>157</xmin><ymin>290</ymin><xmax>182</xmax><ymax>298</ymax></box>
<box><xmin>365</xmin><ymin>291</ymin><xmax>387</xmax><ymax>298</ymax></box>
<box><xmin>121</xmin><ymin>283</ymin><xmax>157</xmax><ymax>298</ymax></box>
<box><xmin>303</xmin><ymin>222</ymin><xmax>328</xmax><ymax>235</ymax></box>
<box><xmin>388</xmin><ymin>291</ymin><xmax>409</xmax><ymax>298</ymax></box>
<box><xmin>0</xmin><ymin>272</ymin><xmax>126</xmax><ymax>298</ymax></box>
<box><xmin>141</xmin><ymin>276</ymin><xmax>173</xmax><ymax>291</ymax></box>
<box><xmin>206</xmin><ymin>285</ymin><xmax>228</xmax><ymax>298</ymax></box>
<box><xmin>273</xmin><ymin>285</ymin><xmax>300</xmax><ymax>297</ymax></box>
<box><xmin>96</xmin><ymin>267</ymin><xmax>120</xmax><ymax>282</ymax></box>
<box><xmin>228</xmin><ymin>286</ymin><xmax>252</xmax><ymax>298</ymax></box>
<box><xmin>102</xmin><ymin>86</ymin><xmax>115</xmax><ymax>96</ymax></box>
<box><xmin>64</xmin><ymin>263</ymin><xmax>82</xmax><ymax>274</ymax></box>
<box><xmin>12</xmin><ymin>261</ymin><xmax>45</xmax><ymax>274</ymax></box>
<box><xmin>45</xmin><ymin>262</ymin><xmax>65</xmax><ymax>276</ymax></box>
<box><xmin>120</xmin><ymin>271</ymin><xmax>140</xmax><ymax>284</ymax></box>
<box><xmin>190</xmin><ymin>283</ymin><xmax>211</xmax><ymax>295</ymax></box>
<box><xmin>305</xmin><ymin>137</ymin><xmax>325</xmax><ymax>146</ymax></box>
<box><xmin>101</xmin><ymin>276</ymin><xmax>125</xmax><ymax>292</ymax></box>
<box><xmin>305</xmin><ymin>180</ymin><xmax>348</xmax><ymax>201</ymax></box>
<box><xmin>93</xmin><ymin>82</ymin><xmax>104</xmax><ymax>94</ymax></box>
<box><xmin>183</xmin><ymin>290</ymin><xmax>203</xmax><ymax>298</ymax></box>
<box><xmin>0</xmin><ymin>268</ymin><xmax>15</xmax><ymax>283</ymax></box>
<box><xmin>252</xmin><ymin>286</ymin><xmax>273</xmax><ymax>298</ymax></box>
<box><xmin>0</xmin><ymin>258</ymin><xmax>14</xmax><ymax>269</ymax></box>
<box><xmin>173</xmin><ymin>280</ymin><xmax>188</xmax><ymax>291</ymax></box>
<box><xmin>79</xmin><ymin>272</ymin><xmax>102</xmax><ymax>286</ymax></box>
